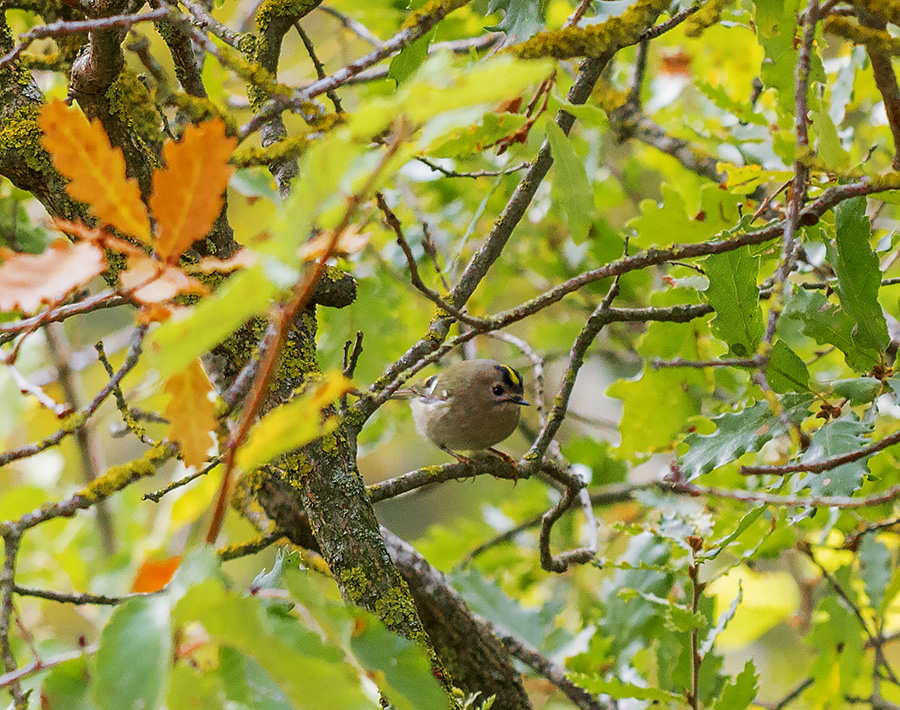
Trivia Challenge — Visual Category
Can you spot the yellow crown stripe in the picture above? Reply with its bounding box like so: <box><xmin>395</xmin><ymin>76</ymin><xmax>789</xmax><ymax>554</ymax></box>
<box><xmin>501</xmin><ymin>364</ymin><xmax>522</xmax><ymax>388</ymax></box>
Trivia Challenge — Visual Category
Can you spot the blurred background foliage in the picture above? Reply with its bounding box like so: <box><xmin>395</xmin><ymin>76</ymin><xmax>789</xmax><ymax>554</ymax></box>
<box><xmin>4</xmin><ymin>0</ymin><xmax>900</xmax><ymax>708</ymax></box>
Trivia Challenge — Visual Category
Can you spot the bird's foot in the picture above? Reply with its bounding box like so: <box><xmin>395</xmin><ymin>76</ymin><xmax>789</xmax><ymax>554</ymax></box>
<box><xmin>487</xmin><ymin>448</ymin><xmax>519</xmax><ymax>483</ymax></box>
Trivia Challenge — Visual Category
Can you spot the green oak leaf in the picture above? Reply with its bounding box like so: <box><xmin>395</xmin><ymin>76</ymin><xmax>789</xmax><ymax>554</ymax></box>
<box><xmin>703</xmin><ymin>248</ymin><xmax>763</xmax><ymax>356</ymax></box>
<box><xmin>859</xmin><ymin>536</ymin><xmax>891</xmax><ymax>612</ymax></box>
<box><xmin>766</xmin><ymin>339</ymin><xmax>810</xmax><ymax>393</ymax></box>
<box><xmin>429</xmin><ymin>112</ymin><xmax>528</xmax><ymax>158</ymax></box>
<box><xmin>486</xmin><ymin>0</ymin><xmax>544</xmax><ymax>44</ymax></box>
<box><xmin>546</xmin><ymin>121</ymin><xmax>593</xmax><ymax>244</ymax></box>
<box><xmin>793</xmin><ymin>415</ymin><xmax>873</xmax><ymax>496</ymax></box>
<box><xmin>679</xmin><ymin>396</ymin><xmax>812</xmax><ymax>479</ymax></box>
<box><xmin>827</xmin><ymin>196</ymin><xmax>889</xmax><ymax>354</ymax></box>
<box><xmin>713</xmin><ymin>660</ymin><xmax>759</xmax><ymax>710</ymax></box>
<box><xmin>782</xmin><ymin>287</ymin><xmax>881</xmax><ymax>372</ymax></box>
<box><xmin>630</xmin><ymin>183</ymin><xmax>741</xmax><ymax>247</ymax></box>
<box><xmin>569</xmin><ymin>676</ymin><xmax>681</xmax><ymax>703</ymax></box>
<box><xmin>830</xmin><ymin>377</ymin><xmax>882</xmax><ymax>405</ymax></box>
<box><xmin>388</xmin><ymin>29</ymin><xmax>435</xmax><ymax>85</ymax></box>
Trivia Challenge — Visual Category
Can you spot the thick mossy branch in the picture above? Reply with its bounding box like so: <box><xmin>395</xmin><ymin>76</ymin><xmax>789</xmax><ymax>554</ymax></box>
<box><xmin>683</xmin><ymin>0</ymin><xmax>728</xmax><ymax>38</ymax></box>
<box><xmin>402</xmin><ymin>0</ymin><xmax>472</xmax><ymax>29</ymax></box>
<box><xmin>825</xmin><ymin>16</ymin><xmax>900</xmax><ymax>54</ymax></box>
<box><xmin>512</xmin><ymin>0</ymin><xmax>669</xmax><ymax>59</ymax></box>
<box><xmin>854</xmin><ymin>0</ymin><xmax>900</xmax><ymax>26</ymax></box>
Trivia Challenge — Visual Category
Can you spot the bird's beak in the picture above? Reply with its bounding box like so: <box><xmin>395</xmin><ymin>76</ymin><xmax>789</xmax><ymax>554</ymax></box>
<box><xmin>508</xmin><ymin>395</ymin><xmax>530</xmax><ymax>406</ymax></box>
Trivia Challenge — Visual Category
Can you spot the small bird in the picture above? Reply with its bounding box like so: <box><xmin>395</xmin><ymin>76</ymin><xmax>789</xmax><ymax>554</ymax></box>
<box><xmin>406</xmin><ymin>359</ymin><xmax>529</xmax><ymax>463</ymax></box>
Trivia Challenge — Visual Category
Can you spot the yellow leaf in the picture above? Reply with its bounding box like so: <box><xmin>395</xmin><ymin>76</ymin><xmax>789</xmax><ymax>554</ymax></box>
<box><xmin>236</xmin><ymin>371</ymin><xmax>352</xmax><ymax>472</ymax></box>
<box><xmin>163</xmin><ymin>359</ymin><xmax>219</xmax><ymax>469</ymax></box>
<box><xmin>149</xmin><ymin>120</ymin><xmax>237</xmax><ymax>262</ymax></box>
<box><xmin>38</xmin><ymin>99</ymin><xmax>151</xmax><ymax>243</ymax></box>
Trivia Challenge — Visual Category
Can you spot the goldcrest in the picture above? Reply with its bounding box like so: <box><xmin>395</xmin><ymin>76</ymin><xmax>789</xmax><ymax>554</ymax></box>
<box><xmin>406</xmin><ymin>359</ymin><xmax>529</xmax><ymax>462</ymax></box>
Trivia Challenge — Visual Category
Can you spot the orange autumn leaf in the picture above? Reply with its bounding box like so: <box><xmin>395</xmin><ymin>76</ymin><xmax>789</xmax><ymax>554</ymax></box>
<box><xmin>149</xmin><ymin>120</ymin><xmax>237</xmax><ymax>263</ymax></box>
<box><xmin>0</xmin><ymin>241</ymin><xmax>107</xmax><ymax>313</ymax></box>
<box><xmin>38</xmin><ymin>100</ymin><xmax>152</xmax><ymax>243</ymax></box>
<box><xmin>131</xmin><ymin>556</ymin><xmax>183</xmax><ymax>593</ymax></box>
<box><xmin>163</xmin><ymin>359</ymin><xmax>218</xmax><ymax>469</ymax></box>
<box><xmin>119</xmin><ymin>253</ymin><xmax>208</xmax><ymax>304</ymax></box>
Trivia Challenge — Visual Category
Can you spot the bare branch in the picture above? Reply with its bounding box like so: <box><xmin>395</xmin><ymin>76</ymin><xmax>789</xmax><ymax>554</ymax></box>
<box><xmin>0</xmin><ymin>291</ymin><xmax>128</xmax><ymax>345</ymax></box>
<box><xmin>0</xmin><ymin>532</ymin><xmax>24</xmax><ymax>706</ymax></box>
<box><xmin>0</xmin><ymin>7</ymin><xmax>169</xmax><ymax>70</ymax></box>
<box><xmin>741</xmin><ymin>428</ymin><xmax>900</xmax><ymax>477</ymax></box>
<box><xmin>0</xmin><ymin>325</ymin><xmax>149</xmax><ymax>469</ymax></box>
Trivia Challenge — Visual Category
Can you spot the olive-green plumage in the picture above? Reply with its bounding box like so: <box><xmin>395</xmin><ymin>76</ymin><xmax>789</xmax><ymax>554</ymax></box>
<box><xmin>408</xmin><ymin>359</ymin><xmax>529</xmax><ymax>459</ymax></box>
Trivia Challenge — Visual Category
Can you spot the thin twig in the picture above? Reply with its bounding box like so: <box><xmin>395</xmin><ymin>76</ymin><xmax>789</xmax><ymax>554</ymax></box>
<box><xmin>4</xmin><ymin>362</ymin><xmax>69</xmax><ymax>416</ymax></box>
<box><xmin>241</xmin><ymin>0</ymin><xmax>475</xmax><ymax>138</ymax></box>
<box><xmin>0</xmin><ymin>291</ymin><xmax>127</xmax><ymax>344</ymax></box>
<box><xmin>761</xmin><ymin>0</ymin><xmax>818</xmax><ymax>346</ymax></box>
<box><xmin>0</xmin><ymin>645</ymin><xmax>98</xmax><ymax>690</ymax></box>
<box><xmin>688</xmin><ymin>539</ymin><xmax>703</xmax><ymax>710</ymax></box>
<box><xmin>342</xmin><ymin>331</ymin><xmax>364</xmax><ymax>378</ymax></box>
<box><xmin>12</xmin><ymin>586</ymin><xmax>146</xmax><ymax>606</ymax></box>
<box><xmin>637</xmin><ymin>3</ymin><xmax>702</xmax><ymax>41</ymax></box>
<box><xmin>319</xmin><ymin>5</ymin><xmax>386</xmax><ymax>48</ymax></box>
<box><xmin>414</xmin><ymin>157</ymin><xmax>530</xmax><ymax>179</ymax></box>
<box><xmin>0</xmin><ymin>7</ymin><xmax>170</xmax><ymax>70</ymax></box>
<box><xmin>178</xmin><ymin>0</ymin><xmax>242</xmax><ymax>47</ymax></box>
<box><xmin>804</xmin><ymin>544</ymin><xmax>900</xmax><ymax>687</ymax></box>
<box><xmin>653</xmin><ymin>356</ymin><xmax>764</xmax><ymax>370</ymax></box>
<box><xmin>295</xmin><ymin>22</ymin><xmax>343</xmax><ymax>113</ymax></box>
<box><xmin>95</xmin><ymin>340</ymin><xmax>153</xmax><ymax>445</ymax></box>
<box><xmin>0</xmin><ymin>325</ymin><xmax>149</xmax><ymax>469</ymax></box>
<box><xmin>143</xmin><ymin>457</ymin><xmax>222</xmax><ymax>503</ymax></box>
<box><xmin>0</xmin><ymin>532</ymin><xmax>24</xmax><ymax>706</ymax></box>
<box><xmin>741</xmin><ymin>428</ymin><xmax>900</xmax><ymax>476</ymax></box>
<box><xmin>46</xmin><ymin>325</ymin><xmax>116</xmax><ymax>555</ymax></box>
<box><xmin>217</xmin><ymin>529</ymin><xmax>285</xmax><ymax>561</ymax></box>
<box><xmin>375</xmin><ymin>192</ymin><xmax>473</xmax><ymax>323</ymax></box>
<box><xmin>495</xmin><ymin>625</ymin><xmax>609</xmax><ymax>710</ymax></box>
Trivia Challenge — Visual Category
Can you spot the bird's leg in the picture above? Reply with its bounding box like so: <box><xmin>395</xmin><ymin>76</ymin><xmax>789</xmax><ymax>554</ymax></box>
<box><xmin>440</xmin><ymin>445</ymin><xmax>474</xmax><ymax>466</ymax></box>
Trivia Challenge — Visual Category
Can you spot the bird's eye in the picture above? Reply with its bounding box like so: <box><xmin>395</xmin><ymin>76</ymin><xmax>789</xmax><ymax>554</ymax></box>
<box><xmin>492</xmin><ymin>385</ymin><xmax>505</xmax><ymax>396</ymax></box>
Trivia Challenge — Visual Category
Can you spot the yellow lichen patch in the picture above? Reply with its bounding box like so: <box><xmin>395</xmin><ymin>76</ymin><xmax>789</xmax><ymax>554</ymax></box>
<box><xmin>825</xmin><ymin>16</ymin><xmax>900</xmax><ymax>55</ymax></box>
<box><xmin>78</xmin><ymin>444</ymin><xmax>170</xmax><ymax>503</ymax></box>
<box><xmin>512</xmin><ymin>0</ymin><xmax>669</xmax><ymax>59</ymax></box>
<box><xmin>403</xmin><ymin>0</ymin><xmax>472</xmax><ymax>30</ymax></box>
<box><xmin>107</xmin><ymin>70</ymin><xmax>163</xmax><ymax>154</ymax></box>
<box><xmin>255</xmin><ymin>0</ymin><xmax>323</xmax><ymax>30</ymax></box>
<box><xmin>0</xmin><ymin>104</ymin><xmax>49</xmax><ymax>173</ymax></box>
<box><xmin>684</xmin><ymin>0</ymin><xmax>729</xmax><ymax>38</ymax></box>
<box><xmin>339</xmin><ymin>566</ymin><xmax>369</xmax><ymax>603</ymax></box>
<box><xmin>374</xmin><ymin>584</ymin><xmax>420</xmax><ymax>631</ymax></box>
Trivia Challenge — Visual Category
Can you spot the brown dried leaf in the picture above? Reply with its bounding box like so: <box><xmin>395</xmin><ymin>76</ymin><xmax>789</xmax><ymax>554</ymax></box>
<box><xmin>0</xmin><ymin>241</ymin><xmax>107</xmax><ymax>314</ymax></box>
<box><xmin>299</xmin><ymin>225</ymin><xmax>371</xmax><ymax>261</ymax></box>
<box><xmin>189</xmin><ymin>250</ymin><xmax>256</xmax><ymax>274</ymax></box>
<box><xmin>120</xmin><ymin>254</ymin><xmax>208</xmax><ymax>304</ymax></box>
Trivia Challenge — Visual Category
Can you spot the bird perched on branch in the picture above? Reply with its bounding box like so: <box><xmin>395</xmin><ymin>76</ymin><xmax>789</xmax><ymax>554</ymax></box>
<box><xmin>401</xmin><ymin>359</ymin><xmax>529</xmax><ymax>464</ymax></box>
